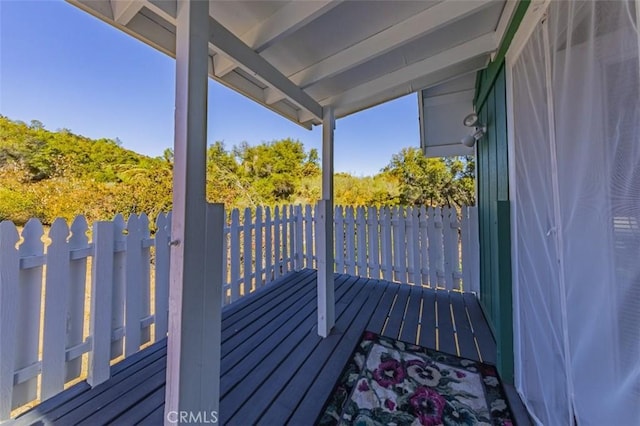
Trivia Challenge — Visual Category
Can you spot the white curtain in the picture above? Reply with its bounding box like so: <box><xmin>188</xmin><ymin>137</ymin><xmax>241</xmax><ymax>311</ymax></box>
<box><xmin>512</xmin><ymin>1</ymin><xmax>640</xmax><ymax>424</ymax></box>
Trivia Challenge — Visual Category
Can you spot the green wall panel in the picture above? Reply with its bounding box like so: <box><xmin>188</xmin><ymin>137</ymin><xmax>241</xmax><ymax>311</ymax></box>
<box><xmin>475</xmin><ymin>65</ymin><xmax>514</xmax><ymax>384</ymax></box>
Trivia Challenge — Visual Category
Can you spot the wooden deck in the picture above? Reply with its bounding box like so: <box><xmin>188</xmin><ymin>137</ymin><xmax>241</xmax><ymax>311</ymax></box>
<box><xmin>14</xmin><ymin>270</ymin><xmax>530</xmax><ymax>425</ymax></box>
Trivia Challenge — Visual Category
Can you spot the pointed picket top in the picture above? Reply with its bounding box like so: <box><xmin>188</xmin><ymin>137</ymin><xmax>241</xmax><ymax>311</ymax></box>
<box><xmin>434</xmin><ymin>206</ymin><xmax>443</xmax><ymax>227</ymax></box>
<box><xmin>0</xmin><ymin>220</ymin><xmax>20</xmax><ymax>248</ymax></box>
<box><xmin>274</xmin><ymin>205</ymin><xmax>280</xmax><ymax>219</ymax></box>
<box><xmin>166</xmin><ymin>211</ymin><xmax>172</xmax><ymax>229</ymax></box>
<box><xmin>139</xmin><ymin>213</ymin><xmax>150</xmax><ymax>238</ymax></box>
<box><xmin>127</xmin><ymin>213</ymin><xmax>140</xmax><ymax>232</ymax></box>
<box><xmin>113</xmin><ymin>214</ymin><xmax>127</xmax><ymax>242</ymax></box>
<box><xmin>231</xmin><ymin>208</ymin><xmax>240</xmax><ymax>224</ymax></box>
<box><xmin>20</xmin><ymin>218</ymin><xmax>45</xmax><ymax>256</ymax></box>
<box><xmin>69</xmin><ymin>215</ymin><xmax>89</xmax><ymax>249</ymax></box>
<box><xmin>49</xmin><ymin>218</ymin><xmax>70</xmax><ymax>247</ymax></box>
<box><xmin>156</xmin><ymin>212</ymin><xmax>168</xmax><ymax>235</ymax></box>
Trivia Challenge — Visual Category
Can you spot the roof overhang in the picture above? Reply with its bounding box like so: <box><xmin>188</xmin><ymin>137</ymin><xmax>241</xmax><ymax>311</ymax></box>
<box><xmin>66</xmin><ymin>0</ymin><xmax>518</xmax><ymax>129</ymax></box>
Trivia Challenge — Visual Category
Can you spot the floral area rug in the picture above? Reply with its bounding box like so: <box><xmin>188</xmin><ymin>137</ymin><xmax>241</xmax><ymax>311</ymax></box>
<box><xmin>318</xmin><ymin>332</ymin><xmax>514</xmax><ymax>426</ymax></box>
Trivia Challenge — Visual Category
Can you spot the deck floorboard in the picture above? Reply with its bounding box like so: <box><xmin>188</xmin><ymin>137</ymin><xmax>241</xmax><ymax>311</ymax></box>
<box><xmin>14</xmin><ymin>270</ymin><xmax>530</xmax><ymax>425</ymax></box>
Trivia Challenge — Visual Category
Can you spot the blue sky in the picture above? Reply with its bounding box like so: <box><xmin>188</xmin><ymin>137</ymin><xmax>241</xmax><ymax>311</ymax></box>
<box><xmin>0</xmin><ymin>0</ymin><xmax>421</xmax><ymax>176</ymax></box>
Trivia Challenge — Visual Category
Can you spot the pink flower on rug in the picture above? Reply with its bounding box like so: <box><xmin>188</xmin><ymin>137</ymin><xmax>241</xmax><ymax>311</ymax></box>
<box><xmin>357</xmin><ymin>379</ymin><xmax>370</xmax><ymax>392</ymax></box>
<box><xmin>455</xmin><ymin>370</ymin><xmax>466</xmax><ymax>378</ymax></box>
<box><xmin>409</xmin><ymin>387</ymin><xmax>446</xmax><ymax>426</ymax></box>
<box><xmin>373</xmin><ymin>359</ymin><xmax>405</xmax><ymax>388</ymax></box>
<box><xmin>384</xmin><ymin>399</ymin><xmax>396</xmax><ymax>411</ymax></box>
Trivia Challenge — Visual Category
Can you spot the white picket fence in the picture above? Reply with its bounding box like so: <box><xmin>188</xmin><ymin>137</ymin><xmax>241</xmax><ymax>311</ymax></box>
<box><xmin>0</xmin><ymin>203</ymin><xmax>478</xmax><ymax>419</ymax></box>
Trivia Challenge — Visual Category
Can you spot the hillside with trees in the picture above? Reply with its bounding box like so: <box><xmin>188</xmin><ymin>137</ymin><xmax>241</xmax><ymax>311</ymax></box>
<box><xmin>0</xmin><ymin>116</ymin><xmax>474</xmax><ymax>225</ymax></box>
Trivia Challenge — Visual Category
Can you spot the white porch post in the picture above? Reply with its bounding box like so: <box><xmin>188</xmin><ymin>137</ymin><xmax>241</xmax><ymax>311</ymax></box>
<box><xmin>318</xmin><ymin>106</ymin><xmax>335</xmax><ymax>337</ymax></box>
<box><xmin>165</xmin><ymin>1</ymin><xmax>222</xmax><ymax>424</ymax></box>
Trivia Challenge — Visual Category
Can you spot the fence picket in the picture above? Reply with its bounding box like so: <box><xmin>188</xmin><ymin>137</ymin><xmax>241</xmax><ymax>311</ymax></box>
<box><xmin>282</xmin><ymin>207</ymin><xmax>288</xmax><ymax>275</ymax></box>
<box><xmin>139</xmin><ymin>214</ymin><xmax>152</xmax><ymax>344</ymax></box>
<box><xmin>444</xmin><ymin>207</ymin><xmax>461</xmax><ymax>291</ymax></box>
<box><xmin>380</xmin><ymin>207</ymin><xmax>393</xmax><ymax>281</ymax></box>
<box><xmin>265</xmin><ymin>207</ymin><xmax>273</xmax><ymax>283</ymax></box>
<box><xmin>274</xmin><ymin>206</ymin><xmax>281</xmax><ymax>280</ymax></box>
<box><xmin>428</xmin><ymin>207</ymin><xmax>444</xmax><ymax>288</ymax></box>
<box><xmin>419</xmin><ymin>206</ymin><xmax>430</xmax><ymax>286</ymax></box>
<box><xmin>411</xmin><ymin>207</ymin><xmax>422</xmax><ymax>285</ymax></box>
<box><xmin>304</xmin><ymin>205</ymin><xmax>313</xmax><ymax>268</ymax></box>
<box><xmin>68</xmin><ymin>216</ymin><xmax>89</xmax><ymax>377</ymax></box>
<box><xmin>0</xmin><ymin>221</ymin><xmax>20</xmax><ymax>420</ymax></box>
<box><xmin>367</xmin><ymin>207</ymin><xmax>380</xmax><ymax>279</ymax></box>
<box><xmin>356</xmin><ymin>207</ymin><xmax>367</xmax><ymax>276</ymax></box>
<box><xmin>111</xmin><ymin>215</ymin><xmax>126</xmax><ymax>359</ymax></box>
<box><xmin>393</xmin><ymin>207</ymin><xmax>408</xmax><ymax>283</ymax></box>
<box><xmin>334</xmin><ymin>206</ymin><xmax>345</xmax><ymax>273</ymax></box>
<box><xmin>13</xmin><ymin>220</ymin><xmax>45</xmax><ymax>410</ymax></box>
<box><xmin>294</xmin><ymin>205</ymin><xmax>303</xmax><ymax>270</ymax></box>
<box><xmin>41</xmin><ymin>219</ymin><xmax>70</xmax><ymax>400</ymax></box>
<box><xmin>125</xmin><ymin>215</ymin><xmax>142</xmax><ymax>356</ymax></box>
<box><xmin>154</xmin><ymin>213</ymin><xmax>170</xmax><ymax>338</ymax></box>
<box><xmin>289</xmin><ymin>206</ymin><xmax>296</xmax><ymax>272</ymax></box>
<box><xmin>255</xmin><ymin>207</ymin><xmax>264</xmax><ymax>287</ymax></box>
<box><xmin>406</xmin><ymin>207</ymin><xmax>417</xmax><ymax>285</ymax></box>
<box><xmin>88</xmin><ymin>221</ymin><xmax>114</xmax><ymax>387</ymax></box>
<box><xmin>345</xmin><ymin>207</ymin><xmax>356</xmax><ymax>275</ymax></box>
<box><xmin>243</xmin><ymin>208</ymin><xmax>253</xmax><ymax>293</ymax></box>
<box><xmin>230</xmin><ymin>209</ymin><xmax>241</xmax><ymax>301</ymax></box>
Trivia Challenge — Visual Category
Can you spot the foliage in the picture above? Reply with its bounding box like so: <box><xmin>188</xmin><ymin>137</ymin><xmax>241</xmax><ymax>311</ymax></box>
<box><xmin>383</xmin><ymin>147</ymin><xmax>475</xmax><ymax>207</ymax></box>
<box><xmin>0</xmin><ymin>116</ymin><xmax>474</xmax><ymax>225</ymax></box>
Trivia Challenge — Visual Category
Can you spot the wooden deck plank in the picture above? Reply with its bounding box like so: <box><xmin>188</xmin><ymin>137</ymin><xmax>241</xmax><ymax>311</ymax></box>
<box><xmin>222</xmin><ymin>270</ymin><xmax>315</xmax><ymax>339</ymax></box>
<box><xmin>110</xmin><ymin>385</ymin><xmax>165</xmax><ymax>424</ymax></box>
<box><xmin>366</xmin><ymin>281</ymin><xmax>400</xmax><ymax>334</ymax></box>
<box><xmin>220</xmin><ymin>275</ymin><xmax>351</xmax><ymax>382</ymax></box>
<box><xmin>221</xmin><ymin>272</ymin><xmax>322</xmax><ymax>358</ymax></box>
<box><xmin>381</xmin><ymin>282</ymin><xmax>411</xmax><ymax>339</ymax></box>
<box><xmin>221</xmin><ymin>269</ymin><xmax>315</xmax><ymax>322</ymax></box>
<box><xmin>285</xmin><ymin>280</ymin><xmax>389</xmax><ymax>424</ymax></box>
<box><xmin>419</xmin><ymin>288</ymin><xmax>437</xmax><ymax>349</ymax></box>
<box><xmin>257</xmin><ymin>279</ymin><xmax>386</xmax><ymax>425</ymax></box>
<box><xmin>399</xmin><ymin>285</ymin><xmax>423</xmax><ymax>344</ymax></box>
<box><xmin>220</xmin><ymin>275</ymin><xmax>361</xmax><ymax>422</ymax></box>
<box><xmin>74</xmin><ymin>368</ymin><xmax>165</xmax><ymax>425</ymax></box>
<box><xmin>435</xmin><ymin>289</ymin><xmax>457</xmax><ymax>356</ymax></box>
<box><xmin>136</xmin><ymin>405</ymin><xmax>165</xmax><ymax>425</ymax></box>
<box><xmin>463</xmin><ymin>292</ymin><xmax>497</xmax><ymax>364</ymax></box>
<box><xmin>450</xmin><ymin>291</ymin><xmax>479</xmax><ymax>361</ymax></box>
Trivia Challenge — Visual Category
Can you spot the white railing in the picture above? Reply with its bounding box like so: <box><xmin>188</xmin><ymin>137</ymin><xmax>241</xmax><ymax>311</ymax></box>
<box><xmin>0</xmin><ymin>203</ymin><xmax>478</xmax><ymax>419</ymax></box>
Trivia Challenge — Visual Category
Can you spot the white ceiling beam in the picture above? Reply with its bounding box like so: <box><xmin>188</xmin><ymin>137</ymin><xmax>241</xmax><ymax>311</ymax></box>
<box><xmin>323</xmin><ymin>32</ymin><xmax>497</xmax><ymax>110</ymax></box>
<box><xmin>146</xmin><ymin>0</ymin><xmax>177</xmax><ymax>23</ymax></box>
<box><xmin>290</xmin><ymin>0</ymin><xmax>496</xmax><ymax>88</ymax></box>
<box><xmin>210</xmin><ymin>1</ymin><xmax>342</xmax><ymax>79</ymax></box>
<box><xmin>264</xmin><ymin>87</ymin><xmax>286</xmax><ymax>105</ymax></box>
<box><xmin>110</xmin><ymin>0</ymin><xmax>145</xmax><ymax>25</ymax></box>
<box><xmin>208</xmin><ymin>17</ymin><xmax>323</xmax><ymax>120</ymax></box>
<box><xmin>212</xmin><ymin>54</ymin><xmax>236</xmax><ymax>78</ymax></box>
<box><xmin>334</xmin><ymin>57</ymin><xmax>488</xmax><ymax>119</ymax></box>
<box><xmin>243</xmin><ymin>1</ymin><xmax>341</xmax><ymax>53</ymax></box>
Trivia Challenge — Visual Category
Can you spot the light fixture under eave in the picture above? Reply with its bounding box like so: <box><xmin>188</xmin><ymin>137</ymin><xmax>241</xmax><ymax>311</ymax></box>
<box><xmin>460</xmin><ymin>112</ymin><xmax>486</xmax><ymax>147</ymax></box>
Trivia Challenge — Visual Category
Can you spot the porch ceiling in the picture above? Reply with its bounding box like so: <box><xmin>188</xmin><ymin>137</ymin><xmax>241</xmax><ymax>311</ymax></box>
<box><xmin>66</xmin><ymin>0</ymin><xmax>516</xmax><ymax>128</ymax></box>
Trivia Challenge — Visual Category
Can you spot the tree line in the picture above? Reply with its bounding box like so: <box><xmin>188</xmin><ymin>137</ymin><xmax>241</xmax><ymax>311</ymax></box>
<box><xmin>0</xmin><ymin>116</ymin><xmax>474</xmax><ymax>225</ymax></box>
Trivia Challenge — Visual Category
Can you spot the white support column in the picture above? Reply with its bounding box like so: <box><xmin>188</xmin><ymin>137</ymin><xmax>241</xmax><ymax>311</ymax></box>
<box><xmin>165</xmin><ymin>1</ymin><xmax>220</xmax><ymax>424</ymax></box>
<box><xmin>318</xmin><ymin>106</ymin><xmax>335</xmax><ymax>337</ymax></box>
